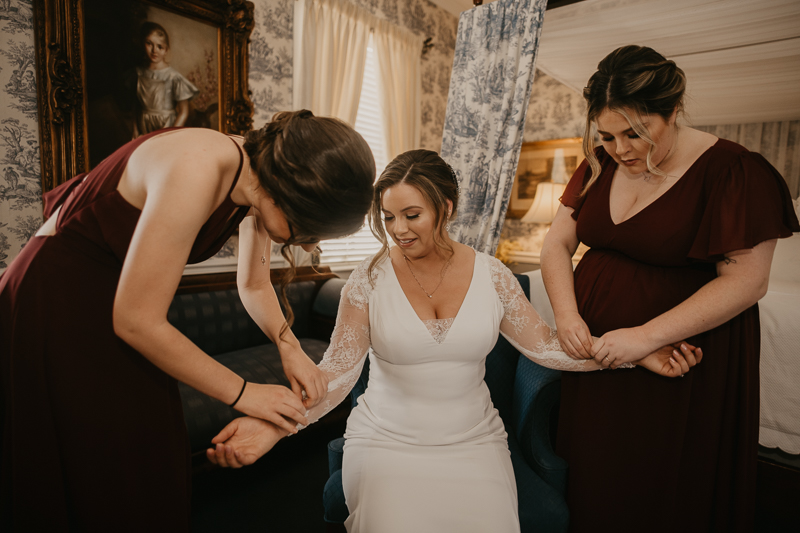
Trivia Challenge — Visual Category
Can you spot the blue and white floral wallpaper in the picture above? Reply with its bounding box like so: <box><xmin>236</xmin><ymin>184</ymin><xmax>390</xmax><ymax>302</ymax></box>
<box><xmin>0</xmin><ymin>0</ymin><xmax>41</xmax><ymax>270</ymax></box>
<box><xmin>523</xmin><ymin>69</ymin><xmax>586</xmax><ymax>143</ymax></box>
<box><xmin>249</xmin><ymin>0</ymin><xmax>295</xmax><ymax>126</ymax></box>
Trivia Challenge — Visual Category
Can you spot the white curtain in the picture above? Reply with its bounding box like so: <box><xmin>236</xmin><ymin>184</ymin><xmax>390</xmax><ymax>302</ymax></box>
<box><xmin>373</xmin><ymin>19</ymin><xmax>422</xmax><ymax>160</ymax></box>
<box><xmin>441</xmin><ymin>0</ymin><xmax>547</xmax><ymax>255</ymax></box>
<box><xmin>293</xmin><ymin>0</ymin><xmax>371</xmax><ymax>124</ymax></box>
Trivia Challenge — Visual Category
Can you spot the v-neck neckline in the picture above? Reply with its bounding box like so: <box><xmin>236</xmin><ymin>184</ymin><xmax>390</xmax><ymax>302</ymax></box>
<box><xmin>388</xmin><ymin>249</ymin><xmax>478</xmax><ymax>343</ymax></box>
<box><xmin>607</xmin><ymin>139</ymin><xmax>718</xmax><ymax>226</ymax></box>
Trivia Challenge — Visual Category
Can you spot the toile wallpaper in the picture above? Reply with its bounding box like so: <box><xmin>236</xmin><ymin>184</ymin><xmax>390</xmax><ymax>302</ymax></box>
<box><xmin>523</xmin><ymin>69</ymin><xmax>586</xmax><ymax>143</ymax></box>
<box><xmin>0</xmin><ymin>0</ymin><xmax>40</xmax><ymax>271</ymax></box>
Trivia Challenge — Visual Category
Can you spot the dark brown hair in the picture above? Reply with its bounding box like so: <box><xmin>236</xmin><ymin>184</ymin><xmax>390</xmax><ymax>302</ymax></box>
<box><xmin>367</xmin><ymin>149</ymin><xmax>459</xmax><ymax>283</ymax></box>
<box><xmin>581</xmin><ymin>45</ymin><xmax>686</xmax><ymax>193</ymax></box>
<box><xmin>244</xmin><ymin>110</ymin><xmax>375</xmax><ymax>332</ymax></box>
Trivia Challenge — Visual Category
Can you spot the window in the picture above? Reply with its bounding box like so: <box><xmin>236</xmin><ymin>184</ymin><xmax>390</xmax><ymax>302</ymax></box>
<box><xmin>319</xmin><ymin>34</ymin><xmax>386</xmax><ymax>271</ymax></box>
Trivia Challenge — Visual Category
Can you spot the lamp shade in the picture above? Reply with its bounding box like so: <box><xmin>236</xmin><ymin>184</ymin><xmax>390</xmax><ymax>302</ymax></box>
<box><xmin>520</xmin><ymin>181</ymin><xmax>566</xmax><ymax>223</ymax></box>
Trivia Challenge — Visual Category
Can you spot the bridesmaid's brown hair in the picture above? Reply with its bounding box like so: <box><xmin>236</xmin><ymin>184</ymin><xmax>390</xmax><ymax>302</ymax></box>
<box><xmin>244</xmin><ymin>110</ymin><xmax>375</xmax><ymax>332</ymax></box>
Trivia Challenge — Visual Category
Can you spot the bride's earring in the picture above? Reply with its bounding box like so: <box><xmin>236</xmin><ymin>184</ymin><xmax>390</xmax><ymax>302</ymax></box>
<box><xmin>445</xmin><ymin>210</ymin><xmax>452</xmax><ymax>232</ymax></box>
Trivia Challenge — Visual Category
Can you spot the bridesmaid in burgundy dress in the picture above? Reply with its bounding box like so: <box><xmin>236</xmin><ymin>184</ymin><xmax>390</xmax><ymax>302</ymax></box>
<box><xmin>0</xmin><ymin>110</ymin><xmax>375</xmax><ymax>531</ymax></box>
<box><xmin>541</xmin><ymin>46</ymin><xmax>799</xmax><ymax>532</ymax></box>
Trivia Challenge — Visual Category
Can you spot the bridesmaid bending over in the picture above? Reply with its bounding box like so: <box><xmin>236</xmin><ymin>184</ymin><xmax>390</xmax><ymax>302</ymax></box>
<box><xmin>0</xmin><ymin>110</ymin><xmax>375</xmax><ymax>531</ymax></box>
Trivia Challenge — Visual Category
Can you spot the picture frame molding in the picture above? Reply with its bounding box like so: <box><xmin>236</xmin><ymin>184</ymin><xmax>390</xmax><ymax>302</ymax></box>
<box><xmin>32</xmin><ymin>0</ymin><xmax>255</xmax><ymax>194</ymax></box>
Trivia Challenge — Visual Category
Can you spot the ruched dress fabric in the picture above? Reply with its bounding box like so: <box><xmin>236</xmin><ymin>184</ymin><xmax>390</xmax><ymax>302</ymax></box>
<box><xmin>0</xmin><ymin>130</ymin><xmax>248</xmax><ymax>532</ymax></box>
<box><xmin>301</xmin><ymin>251</ymin><xmax>623</xmax><ymax>533</ymax></box>
<box><xmin>556</xmin><ymin>140</ymin><xmax>800</xmax><ymax>533</ymax></box>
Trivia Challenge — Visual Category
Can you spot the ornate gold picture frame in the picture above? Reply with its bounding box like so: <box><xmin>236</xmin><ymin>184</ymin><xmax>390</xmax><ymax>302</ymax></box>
<box><xmin>32</xmin><ymin>0</ymin><xmax>255</xmax><ymax>193</ymax></box>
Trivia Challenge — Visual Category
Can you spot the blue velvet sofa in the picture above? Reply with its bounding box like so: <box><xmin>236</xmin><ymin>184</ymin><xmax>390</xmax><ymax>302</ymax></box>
<box><xmin>321</xmin><ymin>274</ymin><xmax>569</xmax><ymax>532</ymax></box>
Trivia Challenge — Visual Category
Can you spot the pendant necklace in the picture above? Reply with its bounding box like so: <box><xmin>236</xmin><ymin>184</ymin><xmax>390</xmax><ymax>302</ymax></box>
<box><xmin>403</xmin><ymin>254</ymin><xmax>452</xmax><ymax>298</ymax></box>
<box><xmin>246</xmin><ymin>156</ymin><xmax>269</xmax><ymax>266</ymax></box>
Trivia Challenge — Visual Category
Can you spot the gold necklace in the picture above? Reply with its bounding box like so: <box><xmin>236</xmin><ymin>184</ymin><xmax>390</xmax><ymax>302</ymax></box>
<box><xmin>246</xmin><ymin>158</ymin><xmax>269</xmax><ymax>266</ymax></box>
<box><xmin>403</xmin><ymin>254</ymin><xmax>452</xmax><ymax>299</ymax></box>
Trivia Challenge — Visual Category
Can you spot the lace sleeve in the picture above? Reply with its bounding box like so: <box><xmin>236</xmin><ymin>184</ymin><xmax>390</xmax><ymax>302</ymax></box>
<box><xmin>298</xmin><ymin>260</ymin><xmax>372</xmax><ymax>429</ymax></box>
<box><xmin>487</xmin><ymin>256</ymin><xmax>633</xmax><ymax>372</ymax></box>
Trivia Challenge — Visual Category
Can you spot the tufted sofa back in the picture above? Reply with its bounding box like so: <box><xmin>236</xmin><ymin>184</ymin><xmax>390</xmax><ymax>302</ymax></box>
<box><xmin>167</xmin><ymin>281</ymin><xmax>318</xmax><ymax>356</ymax></box>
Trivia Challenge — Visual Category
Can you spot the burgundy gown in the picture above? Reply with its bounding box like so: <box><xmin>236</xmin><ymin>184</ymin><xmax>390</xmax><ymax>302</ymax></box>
<box><xmin>555</xmin><ymin>139</ymin><xmax>799</xmax><ymax>533</ymax></box>
<box><xmin>0</xmin><ymin>130</ymin><xmax>248</xmax><ymax>531</ymax></box>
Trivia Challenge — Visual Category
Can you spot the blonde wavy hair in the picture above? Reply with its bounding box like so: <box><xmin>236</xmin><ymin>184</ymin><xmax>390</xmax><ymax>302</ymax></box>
<box><xmin>581</xmin><ymin>45</ymin><xmax>686</xmax><ymax>195</ymax></box>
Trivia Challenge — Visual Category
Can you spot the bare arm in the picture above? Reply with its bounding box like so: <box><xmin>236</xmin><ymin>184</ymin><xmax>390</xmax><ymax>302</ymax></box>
<box><xmin>237</xmin><ymin>216</ymin><xmax>329</xmax><ymax>407</ymax></box>
<box><xmin>540</xmin><ymin>204</ymin><xmax>593</xmax><ymax>359</ymax></box>
<box><xmin>209</xmin><ymin>260</ymin><xmax>373</xmax><ymax>467</ymax></box>
<box><xmin>112</xmin><ymin>130</ymin><xmax>306</xmax><ymax>433</ymax></box>
<box><xmin>593</xmin><ymin>240</ymin><xmax>776</xmax><ymax>365</ymax></box>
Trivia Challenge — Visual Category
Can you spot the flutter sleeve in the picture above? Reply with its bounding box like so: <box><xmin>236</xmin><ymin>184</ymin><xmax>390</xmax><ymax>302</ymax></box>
<box><xmin>487</xmin><ymin>256</ymin><xmax>631</xmax><ymax>371</ymax></box>
<box><xmin>171</xmin><ymin>70</ymin><xmax>199</xmax><ymax>102</ymax></box>
<box><xmin>689</xmin><ymin>148</ymin><xmax>800</xmax><ymax>261</ymax></box>
<box><xmin>560</xmin><ymin>147</ymin><xmax>609</xmax><ymax>221</ymax></box>
<box><xmin>298</xmin><ymin>259</ymin><xmax>372</xmax><ymax>429</ymax></box>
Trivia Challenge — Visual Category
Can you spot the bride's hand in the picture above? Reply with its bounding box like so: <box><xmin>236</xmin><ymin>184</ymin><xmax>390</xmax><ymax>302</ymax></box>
<box><xmin>206</xmin><ymin>416</ymin><xmax>289</xmax><ymax>468</ymax></box>
<box><xmin>635</xmin><ymin>342</ymin><xmax>703</xmax><ymax>378</ymax></box>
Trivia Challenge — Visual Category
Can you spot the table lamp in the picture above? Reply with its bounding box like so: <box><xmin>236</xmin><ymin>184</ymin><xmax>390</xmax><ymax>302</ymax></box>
<box><xmin>520</xmin><ymin>149</ymin><xmax>568</xmax><ymax>223</ymax></box>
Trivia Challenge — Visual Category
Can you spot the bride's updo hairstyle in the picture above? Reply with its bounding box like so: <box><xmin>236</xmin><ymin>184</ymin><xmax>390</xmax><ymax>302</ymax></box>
<box><xmin>368</xmin><ymin>149</ymin><xmax>459</xmax><ymax>283</ymax></box>
<box><xmin>581</xmin><ymin>45</ymin><xmax>687</xmax><ymax>194</ymax></box>
<box><xmin>244</xmin><ymin>109</ymin><xmax>375</xmax><ymax>330</ymax></box>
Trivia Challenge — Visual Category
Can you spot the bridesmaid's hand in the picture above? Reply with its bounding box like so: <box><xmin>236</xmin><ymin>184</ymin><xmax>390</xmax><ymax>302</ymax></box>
<box><xmin>280</xmin><ymin>346</ymin><xmax>329</xmax><ymax>408</ymax></box>
<box><xmin>635</xmin><ymin>342</ymin><xmax>703</xmax><ymax>378</ymax></box>
<box><xmin>234</xmin><ymin>383</ymin><xmax>307</xmax><ymax>434</ymax></box>
<box><xmin>207</xmin><ymin>417</ymin><xmax>289</xmax><ymax>468</ymax></box>
<box><xmin>590</xmin><ymin>327</ymin><xmax>654</xmax><ymax>367</ymax></box>
<box><xmin>555</xmin><ymin>311</ymin><xmax>594</xmax><ymax>359</ymax></box>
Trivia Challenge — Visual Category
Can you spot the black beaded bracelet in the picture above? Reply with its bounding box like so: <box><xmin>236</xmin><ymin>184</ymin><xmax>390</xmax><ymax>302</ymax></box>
<box><xmin>229</xmin><ymin>378</ymin><xmax>247</xmax><ymax>408</ymax></box>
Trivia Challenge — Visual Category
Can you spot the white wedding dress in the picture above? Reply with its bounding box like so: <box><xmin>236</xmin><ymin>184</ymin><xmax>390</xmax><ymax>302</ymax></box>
<box><xmin>301</xmin><ymin>250</ymin><xmax>619</xmax><ymax>532</ymax></box>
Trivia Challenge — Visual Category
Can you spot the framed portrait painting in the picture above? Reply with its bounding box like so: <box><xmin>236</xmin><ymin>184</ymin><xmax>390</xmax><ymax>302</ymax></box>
<box><xmin>32</xmin><ymin>0</ymin><xmax>255</xmax><ymax>192</ymax></box>
<box><xmin>507</xmin><ymin>138</ymin><xmax>585</xmax><ymax>218</ymax></box>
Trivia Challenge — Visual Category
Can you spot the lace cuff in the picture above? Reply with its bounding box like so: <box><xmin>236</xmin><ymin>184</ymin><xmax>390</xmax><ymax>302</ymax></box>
<box><xmin>487</xmin><ymin>254</ymin><xmax>633</xmax><ymax>372</ymax></box>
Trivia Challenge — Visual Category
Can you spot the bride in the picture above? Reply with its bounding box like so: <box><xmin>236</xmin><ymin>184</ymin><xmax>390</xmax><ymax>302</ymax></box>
<box><xmin>207</xmin><ymin>150</ymin><xmax>702</xmax><ymax>532</ymax></box>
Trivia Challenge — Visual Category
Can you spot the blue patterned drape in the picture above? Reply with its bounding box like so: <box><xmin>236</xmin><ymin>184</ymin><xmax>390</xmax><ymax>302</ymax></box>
<box><xmin>441</xmin><ymin>0</ymin><xmax>546</xmax><ymax>254</ymax></box>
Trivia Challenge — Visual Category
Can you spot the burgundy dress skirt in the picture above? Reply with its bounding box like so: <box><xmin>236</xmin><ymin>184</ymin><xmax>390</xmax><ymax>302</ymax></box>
<box><xmin>555</xmin><ymin>140</ymin><xmax>799</xmax><ymax>533</ymax></box>
<box><xmin>0</xmin><ymin>130</ymin><xmax>248</xmax><ymax>531</ymax></box>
